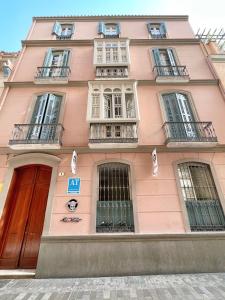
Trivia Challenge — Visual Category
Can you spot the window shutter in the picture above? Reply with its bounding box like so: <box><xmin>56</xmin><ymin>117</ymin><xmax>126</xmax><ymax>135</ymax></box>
<box><xmin>43</xmin><ymin>94</ymin><xmax>62</xmax><ymax>124</ymax></box>
<box><xmin>31</xmin><ymin>94</ymin><xmax>49</xmax><ymax>125</ymax></box>
<box><xmin>71</xmin><ymin>24</ymin><xmax>75</xmax><ymax>35</ymax></box>
<box><xmin>52</xmin><ymin>22</ymin><xmax>62</xmax><ymax>36</ymax></box>
<box><xmin>62</xmin><ymin>50</ymin><xmax>70</xmax><ymax>66</ymax></box>
<box><xmin>147</xmin><ymin>23</ymin><xmax>152</xmax><ymax>33</ymax></box>
<box><xmin>163</xmin><ymin>93</ymin><xmax>182</xmax><ymax>122</ymax></box>
<box><xmin>167</xmin><ymin>48</ymin><xmax>176</xmax><ymax>66</ymax></box>
<box><xmin>117</xmin><ymin>23</ymin><xmax>121</xmax><ymax>35</ymax></box>
<box><xmin>160</xmin><ymin>23</ymin><xmax>166</xmax><ymax>36</ymax></box>
<box><xmin>91</xmin><ymin>94</ymin><xmax>100</xmax><ymax>118</ymax></box>
<box><xmin>43</xmin><ymin>48</ymin><xmax>53</xmax><ymax>67</ymax></box>
<box><xmin>152</xmin><ymin>48</ymin><xmax>161</xmax><ymax>66</ymax></box>
<box><xmin>98</xmin><ymin>21</ymin><xmax>105</xmax><ymax>34</ymax></box>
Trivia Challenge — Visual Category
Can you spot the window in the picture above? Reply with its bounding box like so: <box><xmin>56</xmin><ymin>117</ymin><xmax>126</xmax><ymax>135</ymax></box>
<box><xmin>29</xmin><ymin>93</ymin><xmax>62</xmax><ymax>141</ymax></box>
<box><xmin>177</xmin><ymin>162</ymin><xmax>225</xmax><ymax>231</ymax></box>
<box><xmin>147</xmin><ymin>22</ymin><xmax>166</xmax><ymax>38</ymax></box>
<box><xmin>96</xmin><ymin>163</ymin><xmax>134</xmax><ymax>232</ymax></box>
<box><xmin>153</xmin><ymin>48</ymin><xmax>178</xmax><ymax>76</ymax></box>
<box><xmin>52</xmin><ymin>22</ymin><xmax>74</xmax><ymax>39</ymax></box>
<box><xmin>40</xmin><ymin>49</ymin><xmax>70</xmax><ymax>78</ymax></box>
<box><xmin>94</xmin><ymin>40</ymin><xmax>129</xmax><ymax>65</ymax></box>
<box><xmin>162</xmin><ymin>92</ymin><xmax>197</xmax><ymax>140</ymax></box>
<box><xmin>2</xmin><ymin>64</ymin><xmax>11</xmax><ymax>77</ymax></box>
<box><xmin>98</xmin><ymin>22</ymin><xmax>120</xmax><ymax>38</ymax></box>
<box><xmin>88</xmin><ymin>83</ymin><xmax>138</xmax><ymax>121</ymax></box>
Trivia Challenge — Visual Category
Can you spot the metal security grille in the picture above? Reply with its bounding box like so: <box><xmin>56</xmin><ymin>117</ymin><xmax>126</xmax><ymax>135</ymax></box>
<box><xmin>178</xmin><ymin>162</ymin><xmax>225</xmax><ymax>231</ymax></box>
<box><xmin>96</xmin><ymin>163</ymin><xmax>134</xmax><ymax>232</ymax></box>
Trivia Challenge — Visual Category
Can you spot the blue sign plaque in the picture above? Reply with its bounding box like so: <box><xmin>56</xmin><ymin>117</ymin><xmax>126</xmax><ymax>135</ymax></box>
<box><xmin>67</xmin><ymin>178</ymin><xmax>81</xmax><ymax>194</ymax></box>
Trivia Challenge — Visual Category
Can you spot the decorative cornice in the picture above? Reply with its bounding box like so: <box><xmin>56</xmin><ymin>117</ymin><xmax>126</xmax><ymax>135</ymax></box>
<box><xmin>33</xmin><ymin>15</ymin><xmax>189</xmax><ymax>22</ymax></box>
<box><xmin>4</xmin><ymin>79</ymin><xmax>218</xmax><ymax>88</ymax></box>
<box><xmin>22</xmin><ymin>39</ymin><xmax>200</xmax><ymax>47</ymax></box>
<box><xmin>1</xmin><ymin>144</ymin><xmax>225</xmax><ymax>155</ymax></box>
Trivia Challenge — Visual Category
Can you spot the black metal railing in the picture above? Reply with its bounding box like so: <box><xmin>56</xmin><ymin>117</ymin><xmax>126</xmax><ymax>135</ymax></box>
<box><xmin>9</xmin><ymin>124</ymin><xmax>64</xmax><ymax>145</ymax></box>
<box><xmin>150</xmin><ymin>33</ymin><xmax>166</xmax><ymax>39</ymax></box>
<box><xmin>96</xmin><ymin>200</ymin><xmax>134</xmax><ymax>232</ymax></box>
<box><xmin>89</xmin><ymin>122</ymin><xmax>138</xmax><ymax>143</ymax></box>
<box><xmin>153</xmin><ymin>65</ymin><xmax>189</xmax><ymax>77</ymax></box>
<box><xmin>35</xmin><ymin>66</ymin><xmax>71</xmax><ymax>79</ymax></box>
<box><xmin>103</xmin><ymin>34</ymin><xmax>120</xmax><ymax>38</ymax></box>
<box><xmin>163</xmin><ymin>122</ymin><xmax>217</xmax><ymax>143</ymax></box>
<box><xmin>186</xmin><ymin>200</ymin><xmax>225</xmax><ymax>231</ymax></box>
<box><xmin>96</xmin><ymin>67</ymin><xmax>128</xmax><ymax>78</ymax></box>
<box><xmin>56</xmin><ymin>34</ymin><xmax>72</xmax><ymax>40</ymax></box>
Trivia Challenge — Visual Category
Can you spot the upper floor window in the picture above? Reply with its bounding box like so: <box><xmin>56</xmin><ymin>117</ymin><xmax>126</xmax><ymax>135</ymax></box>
<box><xmin>98</xmin><ymin>22</ymin><xmax>120</xmax><ymax>38</ymax></box>
<box><xmin>147</xmin><ymin>22</ymin><xmax>166</xmax><ymax>38</ymax></box>
<box><xmin>94</xmin><ymin>40</ymin><xmax>129</xmax><ymax>66</ymax></box>
<box><xmin>37</xmin><ymin>49</ymin><xmax>70</xmax><ymax>78</ymax></box>
<box><xmin>87</xmin><ymin>82</ymin><xmax>138</xmax><ymax>121</ymax></box>
<box><xmin>52</xmin><ymin>22</ymin><xmax>74</xmax><ymax>39</ymax></box>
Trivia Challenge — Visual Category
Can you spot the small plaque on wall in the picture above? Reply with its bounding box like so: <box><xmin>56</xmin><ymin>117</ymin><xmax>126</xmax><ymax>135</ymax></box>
<box><xmin>67</xmin><ymin>178</ymin><xmax>80</xmax><ymax>194</ymax></box>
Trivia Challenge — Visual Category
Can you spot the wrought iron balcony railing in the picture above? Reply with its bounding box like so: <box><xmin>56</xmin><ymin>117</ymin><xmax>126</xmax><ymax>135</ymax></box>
<box><xmin>96</xmin><ymin>67</ymin><xmax>128</xmax><ymax>78</ymax></box>
<box><xmin>163</xmin><ymin>122</ymin><xmax>217</xmax><ymax>143</ymax></box>
<box><xmin>96</xmin><ymin>200</ymin><xmax>134</xmax><ymax>232</ymax></box>
<box><xmin>186</xmin><ymin>200</ymin><xmax>225</xmax><ymax>231</ymax></box>
<box><xmin>35</xmin><ymin>66</ymin><xmax>71</xmax><ymax>79</ymax></box>
<box><xmin>56</xmin><ymin>34</ymin><xmax>72</xmax><ymax>40</ymax></box>
<box><xmin>150</xmin><ymin>33</ymin><xmax>167</xmax><ymax>39</ymax></box>
<box><xmin>9</xmin><ymin>124</ymin><xmax>64</xmax><ymax>145</ymax></box>
<box><xmin>89</xmin><ymin>122</ymin><xmax>138</xmax><ymax>143</ymax></box>
<box><xmin>153</xmin><ymin>65</ymin><xmax>189</xmax><ymax>77</ymax></box>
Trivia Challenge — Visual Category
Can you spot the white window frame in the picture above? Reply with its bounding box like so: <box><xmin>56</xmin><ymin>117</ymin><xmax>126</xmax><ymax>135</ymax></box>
<box><xmin>94</xmin><ymin>39</ymin><xmax>130</xmax><ymax>66</ymax></box>
<box><xmin>87</xmin><ymin>81</ymin><xmax>139</xmax><ymax>123</ymax></box>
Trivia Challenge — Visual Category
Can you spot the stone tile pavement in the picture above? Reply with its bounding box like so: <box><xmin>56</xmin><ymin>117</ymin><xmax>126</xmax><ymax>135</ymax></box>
<box><xmin>0</xmin><ymin>273</ymin><xmax>225</xmax><ymax>299</ymax></box>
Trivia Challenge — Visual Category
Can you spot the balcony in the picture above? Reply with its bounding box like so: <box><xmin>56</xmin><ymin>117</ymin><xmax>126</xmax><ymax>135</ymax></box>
<box><xmin>153</xmin><ymin>65</ymin><xmax>189</xmax><ymax>83</ymax></box>
<box><xmin>56</xmin><ymin>34</ymin><xmax>72</xmax><ymax>40</ymax></box>
<box><xmin>34</xmin><ymin>66</ymin><xmax>71</xmax><ymax>84</ymax></box>
<box><xmin>150</xmin><ymin>33</ymin><xmax>166</xmax><ymax>39</ymax></box>
<box><xmin>9</xmin><ymin>124</ymin><xmax>64</xmax><ymax>150</ymax></box>
<box><xmin>89</xmin><ymin>122</ymin><xmax>138</xmax><ymax>149</ymax></box>
<box><xmin>163</xmin><ymin>121</ymin><xmax>218</xmax><ymax>147</ymax></box>
<box><xmin>96</xmin><ymin>67</ymin><xmax>128</xmax><ymax>78</ymax></box>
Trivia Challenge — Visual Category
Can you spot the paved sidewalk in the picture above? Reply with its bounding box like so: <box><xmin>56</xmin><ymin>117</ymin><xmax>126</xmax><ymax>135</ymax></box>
<box><xmin>0</xmin><ymin>273</ymin><xmax>225</xmax><ymax>299</ymax></box>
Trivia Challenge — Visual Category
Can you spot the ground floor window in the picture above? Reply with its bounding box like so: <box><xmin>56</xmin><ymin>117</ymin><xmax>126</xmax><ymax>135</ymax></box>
<box><xmin>178</xmin><ymin>162</ymin><xmax>225</xmax><ymax>231</ymax></box>
<box><xmin>96</xmin><ymin>162</ymin><xmax>134</xmax><ymax>232</ymax></box>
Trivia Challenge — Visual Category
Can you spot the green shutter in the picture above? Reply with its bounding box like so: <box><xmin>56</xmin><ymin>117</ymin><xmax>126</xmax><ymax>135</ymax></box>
<box><xmin>98</xmin><ymin>21</ymin><xmax>105</xmax><ymax>34</ymax></box>
<box><xmin>117</xmin><ymin>23</ymin><xmax>121</xmax><ymax>35</ymax></box>
<box><xmin>52</xmin><ymin>22</ymin><xmax>62</xmax><ymax>36</ymax></box>
<box><xmin>147</xmin><ymin>23</ymin><xmax>152</xmax><ymax>33</ymax></box>
<box><xmin>43</xmin><ymin>48</ymin><xmax>53</xmax><ymax>67</ymax></box>
<box><xmin>160</xmin><ymin>23</ymin><xmax>166</xmax><ymax>36</ymax></box>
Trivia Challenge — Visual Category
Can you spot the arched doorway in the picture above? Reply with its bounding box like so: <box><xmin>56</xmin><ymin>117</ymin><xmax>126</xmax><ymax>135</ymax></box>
<box><xmin>0</xmin><ymin>165</ymin><xmax>52</xmax><ymax>269</ymax></box>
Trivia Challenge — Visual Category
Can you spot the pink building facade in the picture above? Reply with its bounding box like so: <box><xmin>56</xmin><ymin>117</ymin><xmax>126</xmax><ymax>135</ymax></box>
<box><xmin>1</xmin><ymin>15</ymin><xmax>225</xmax><ymax>277</ymax></box>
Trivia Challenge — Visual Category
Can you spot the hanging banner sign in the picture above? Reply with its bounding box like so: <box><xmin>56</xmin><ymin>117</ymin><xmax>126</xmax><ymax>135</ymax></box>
<box><xmin>71</xmin><ymin>150</ymin><xmax>77</xmax><ymax>175</ymax></box>
<box><xmin>67</xmin><ymin>178</ymin><xmax>81</xmax><ymax>194</ymax></box>
<box><xmin>152</xmin><ymin>148</ymin><xmax>158</xmax><ymax>176</ymax></box>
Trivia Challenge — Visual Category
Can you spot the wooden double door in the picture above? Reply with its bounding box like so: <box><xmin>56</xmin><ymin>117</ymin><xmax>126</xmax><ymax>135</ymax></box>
<box><xmin>0</xmin><ymin>165</ymin><xmax>52</xmax><ymax>269</ymax></box>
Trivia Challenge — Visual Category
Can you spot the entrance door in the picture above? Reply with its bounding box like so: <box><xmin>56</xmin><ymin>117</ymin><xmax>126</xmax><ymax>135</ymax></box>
<box><xmin>0</xmin><ymin>165</ymin><xmax>52</xmax><ymax>269</ymax></box>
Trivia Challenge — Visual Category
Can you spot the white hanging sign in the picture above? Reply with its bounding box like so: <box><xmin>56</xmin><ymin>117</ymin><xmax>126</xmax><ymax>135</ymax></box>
<box><xmin>152</xmin><ymin>148</ymin><xmax>158</xmax><ymax>176</ymax></box>
<box><xmin>71</xmin><ymin>150</ymin><xmax>77</xmax><ymax>175</ymax></box>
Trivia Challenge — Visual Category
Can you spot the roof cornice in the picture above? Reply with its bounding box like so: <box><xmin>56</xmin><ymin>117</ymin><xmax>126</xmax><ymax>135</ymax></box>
<box><xmin>32</xmin><ymin>15</ymin><xmax>189</xmax><ymax>22</ymax></box>
<box><xmin>21</xmin><ymin>39</ymin><xmax>200</xmax><ymax>47</ymax></box>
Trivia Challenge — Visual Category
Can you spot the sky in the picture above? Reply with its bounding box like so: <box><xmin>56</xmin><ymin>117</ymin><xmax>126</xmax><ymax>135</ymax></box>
<box><xmin>0</xmin><ymin>0</ymin><xmax>225</xmax><ymax>52</ymax></box>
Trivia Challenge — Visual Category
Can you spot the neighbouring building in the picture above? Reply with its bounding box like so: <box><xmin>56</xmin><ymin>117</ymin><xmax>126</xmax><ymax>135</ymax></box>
<box><xmin>0</xmin><ymin>51</ymin><xmax>19</xmax><ymax>97</ymax></box>
<box><xmin>197</xmin><ymin>28</ymin><xmax>225</xmax><ymax>95</ymax></box>
<box><xmin>1</xmin><ymin>15</ymin><xmax>225</xmax><ymax>278</ymax></box>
